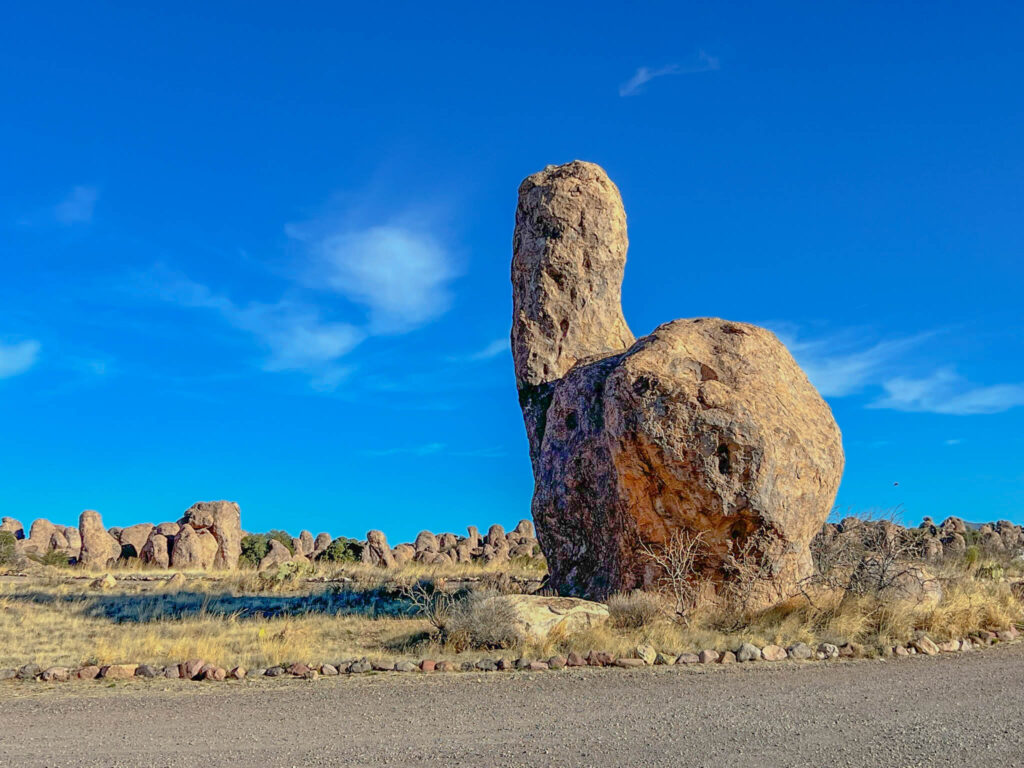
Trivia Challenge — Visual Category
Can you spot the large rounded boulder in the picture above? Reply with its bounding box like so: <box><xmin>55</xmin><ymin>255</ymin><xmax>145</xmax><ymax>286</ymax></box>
<box><xmin>511</xmin><ymin>161</ymin><xmax>844</xmax><ymax>602</ymax></box>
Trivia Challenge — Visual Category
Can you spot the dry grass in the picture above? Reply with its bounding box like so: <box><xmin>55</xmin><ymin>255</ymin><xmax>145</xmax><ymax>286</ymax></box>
<box><xmin>0</xmin><ymin>548</ymin><xmax>1019</xmax><ymax>670</ymax></box>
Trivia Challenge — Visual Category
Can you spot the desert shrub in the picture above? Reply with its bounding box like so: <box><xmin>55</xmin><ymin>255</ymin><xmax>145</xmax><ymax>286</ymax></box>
<box><xmin>607</xmin><ymin>589</ymin><xmax>664</xmax><ymax>629</ymax></box>
<box><xmin>442</xmin><ymin>589</ymin><xmax>519</xmax><ymax>651</ymax></box>
<box><xmin>31</xmin><ymin>550</ymin><xmax>71</xmax><ymax>568</ymax></box>
<box><xmin>964</xmin><ymin>546</ymin><xmax>981</xmax><ymax>568</ymax></box>
<box><xmin>257</xmin><ymin>560</ymin><xmax>314</xmax><ymax>588</ymax></box>
<box><xmin>317</xmin><ymin>537</ymin><xmax>362</xmax><ymax>563</ymax></box>
<box><xmin>0</xmin><ymin>531</ymin><xmax>17</xmax><ymax>567</ymax></box>
<box><xmin>639</xmin><ymin>530</ymin><xmax>709</xmax><ymax>625</ymax></box>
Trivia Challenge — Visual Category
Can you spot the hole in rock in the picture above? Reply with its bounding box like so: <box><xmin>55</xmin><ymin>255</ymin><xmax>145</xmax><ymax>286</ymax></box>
<box><xmin>717</xmin><ymin>444</ymin><xmax>731</xmax><ymax>475</ymax></box>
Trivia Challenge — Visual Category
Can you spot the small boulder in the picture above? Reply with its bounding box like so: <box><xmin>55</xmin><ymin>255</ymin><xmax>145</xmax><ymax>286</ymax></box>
<box><xmin>761</xmin><ymin>644</ymin><xmax>787</xmax><ymax>662</ymax></box>
<box><xmin>362</xmin><ymin>530</ymin><xmax>396</xmax><ymax>568</ymax></box>
<box><xmin>635</xmin><ymin>644</ymin><xmax>657</xmax><ymax>665</ymax></box>
<box><xmin>736</xmin><ymin>643</ymin><xmax>762</xmax><ymax>662</ymax></box>
<box><xmin>787</xmin><ymin>642</ymin><xmax>813</xmax><ymax>660</ymax></box>
<box><xmin>676</xmin><ymin>652</ymin><xmax>700</xmax><ymax>665</ymax></box>
<box><xmin>257</xmin><ymin>539</ymin><xmax>292</xmax><ymax>571</ymax></box>
<box><xmin>698</xmin><ymin>650</ymin><xmax>719</xmax><ymax>664</ymax></box>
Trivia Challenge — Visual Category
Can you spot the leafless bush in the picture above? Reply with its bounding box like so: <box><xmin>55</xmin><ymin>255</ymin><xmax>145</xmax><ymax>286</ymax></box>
<box><xmin>808</xmin><ymin>508</ymin><xmax>934</xmax><ymax>601</ymax></box>
<box><xmin>607</xmin><ymin>590</ymin><xmax>664</xmax><ymax>629</ymax></box>
<box><xmin>402</xmin><ymin>582</ymin><xmax>455</xmax><ymax>632</ymax></box>
<box><xmin>638</xmin><ymin>530</ymin><xmax>710</xmax><ymax>625</ymax></box>
<box><xmin>719</xmin><ymin>528</ymin><xmax>787</xmax><ymax>618</ymax></box>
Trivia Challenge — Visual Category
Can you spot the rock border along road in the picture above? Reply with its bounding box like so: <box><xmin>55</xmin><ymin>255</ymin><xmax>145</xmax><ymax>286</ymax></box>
<box><xmin>2</xmin><ymin>644</ymin><xmax>1023</xmax><ymax>767</ymax></box>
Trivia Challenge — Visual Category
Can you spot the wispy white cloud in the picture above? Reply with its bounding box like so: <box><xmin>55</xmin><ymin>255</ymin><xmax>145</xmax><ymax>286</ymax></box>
<box><xmin>772</xmin><ymin>327</ymin><xmax>929</xmax><ymax>398</ymax></box>
<box><xmin>54</xmin><ymin>186</ymin><xmax>98</xmax><ymax>224</ymax></box>
<box><xmin>0</xmin><ymin>339</ymin><xmax>40</xmax><ymax>379</ymax></box>
<box><xmin>447</xmin><ymin>337</ymin><xmax>509</xmax><ymax>363</ymax></box>
<box><xmin>870</xmin><ymin>368</ymin><xmax>1024</xmax><ymax>415</ymax></box>
<box><xmin>290</xmin><ymin>221</ymin><xmax>456</xmax><ymax>334</ymax></box>
<box><xmin>152</xmin><ymin>270</ymin><xmax>364</xmax><ymax>390</ymax></box>
<box><xmin>619</xmin><ymin>51</ymin><xmax>719</xmax><ymax>97</ymax></box>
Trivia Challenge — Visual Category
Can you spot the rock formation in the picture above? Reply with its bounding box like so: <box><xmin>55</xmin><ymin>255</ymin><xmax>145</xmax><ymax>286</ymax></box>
<box><xmin>511</xmin><ymin>160</ymin><xmax>844</xmax><ymax>602</ymax></box>
<box><xmin>1</xmin><ymin>517</ymin><xmax>24</xmax><ymax>539</ymax></box>
<box><xmin>179</xmin><ymin>501</ymin><xmax>242</xmax><ymax>570</ymax></box>
<box><xmin>362</xmin><ymin>530</ymin><xmax>395</xmax><ymax>568</ymax></box>
<box><xmin>78</xmin><ymin>510</ymin><xmax>120</xmax><ymax>568</ymax></box>
<box><xmin>118</xmin><ymin>523</ymin><xmax>154</xmax><ymax>559</ymax></box>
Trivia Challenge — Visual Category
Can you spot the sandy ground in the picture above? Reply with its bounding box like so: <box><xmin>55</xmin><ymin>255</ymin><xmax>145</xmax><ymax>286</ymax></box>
<box><xmin>1</xmin><ymin>643</ymin><xmax>1023</xmax><ymax>767</ymax></box>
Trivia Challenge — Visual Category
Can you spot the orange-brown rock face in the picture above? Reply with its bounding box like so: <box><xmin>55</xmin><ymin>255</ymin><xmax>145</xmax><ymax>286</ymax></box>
<box><xmin>512</xmin><ymin>161</ymin><xmax>844</xmax><ymax>602</ymax></box>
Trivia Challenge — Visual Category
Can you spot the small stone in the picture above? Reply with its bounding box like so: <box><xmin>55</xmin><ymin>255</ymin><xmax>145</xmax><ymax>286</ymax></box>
<box><xmin>997</xmin><ymin>627</ymin><xmax>1019</xmax><ymax>642</ymax></box>
<box><xmin>761</xmin><ymin>644</ymin><xmax>787</xmax><ymax>662</ymax></box>
<box><xmin>302</xmin><ymin>669</ymin><xmax>318</xmax><ymax>680</ymax></box>
<box><xmin>816</xmin><ymin>643</ymin><xmax>839</xmax><ymax>660</ymax></box>
<box><xmin>894</xmin><ymin>645</ymin><xmax>910</xmax><ymax>657</ymax></box>
<box><xmin>16</xmin><ymin>664</ymin><xmax>41</xmax><ymax>680</ymax></box>
<box><xmin>698</xmin><ymin>649</ymin><xmax>719</xmax><ymax>664</ymax></box>
<box><xmin>41</xmin><ymin>667</ymin><xmax>70</xmax><ymax>682</ymax></box>
<box><xmin>459</xmin><ymin>661</ymin><xmax>475</xmax><ymax>672</ymax></box>
<box><xmin>135</xmin><ymin>664</ymin><xmax>162</xmax><ymax>678</ymax></box>
<box><xmin>614</xmin><ymin>658</ymin><xmax>645</xmax><ymax>668</ymax></box>
<box><xmin>230</xmin><ymin>667</ymin><xmax>247</xmax><ymax>679</ymax></box>
<box><xmin>163</xmin><ymin>666</ymin><xmax>180</xmax><ymax>678</ymax></box>
<box><xmin>250</xmin><ymin>668</ymin><xmax>267</xmax><ymax>678</ymax></box>
<box><xmin>264</xmin><ymin>666</ymin><xmax>285</xmax><ymax>677</ymax></box>
<box><xmin>435</xmin><ymin>661</ymin><xmax>457</xmax><ymax>672</ymax></box>
<box><xmin>527</xmin><ymin>661</ymin><xmax>549</xmax><ymax>671</ymax></box>
<box><xmin>547</xmin><ymin>655</ymin><xmax>567</xmax><ymax>670</ymax></box>
<box><xmin>76</xmin><ymin>666</ymin><xmax>100</xmax><ymax>680</ymax></box>
<box><xmin>372</xmin><ymin>661</ymin><xmax>396</xmax><ymax>672</ymax></box>
<box><xmin>395</xmin><ymin>661</ymin><xmax>418</xmax><ymax>673</ymax></box>
<box><xmin>910</xmin><ymin>636</ymin><xmax>939</xmax><ymax>656</ymax></box>
<box><xmin>100</xmin><ymin>664</ymin><xmax>137</xmax><ymax>680</ymax></box>
<box><xmin>497</xmin><ymin>658</ymin><xmax>514</xmax><ymax>671</ymax></box>
<box><xmin>938</xmin><ymin>640</ymin><xmax>960</xmax><ymax>653</ymax></box>
<box><xmin>202</xmin><ymin>666</ymin><xmax>226</xmax><ymax>681</ymax></box>
<box><xmin>287</xmin><ymin>662</ymin><xmax>310</xmax><ymax>677</ymax></box>
<box><xmin>718</xmin><ymin>651</ymin><xmax>736</xmax><ymax>664</ymax></box>
<box><xmin>475</xmin><ymin>659</ymin><xmax>498</xmax><ymax>672</ymax></box>
<box><xmin>319</xmin><ymin>664</ymin><xmax>338</xmax><ymax>676</ymax></box>
<box><xmin>653</xmin><ymin>652</ymin><xmax>675</xmax><ymax>666</ymax></box>
<box><xmin>181</xmin><ymin>658</ymin><xmax>206</xmax><ymax>680</ymax></box>
<box><xmin>787</xmin><ymin>642</ymin><xmax>813</xmax><ymax>660</ymax></box>
<box><xmin>736</xmin><ymin>643</ymin><xmax>761</xmax><ymax>662</ymax></box>
<box><xmin>349</xmin><ymin>661</ymin><xmax>372</xmax><ymax>673</ymax></box>
<box><xmin>420</xmin><ymin>660</ymin><xmax>436</xmax><ymax>672</ymax></box>
<box><xmin>90</xmin><ymin>574</ymin><xmax>118</xmax><ymax>590</ymax></box>
<box><xmin>635</xmin><ymin>644</ymin><xmax>657</xmax><ymax>665</ymax></box>
<box><xmin>586</xmin><ymin>650</ymin><xmax>614</xmax><ymax>667</ymax></box>
<box><xmin>515</xmin><ymin>658</ymin><xmax>532</xmax><ymax>670</ymax></box>
<box><xmin>0</xmin><ymin>669</ymin><xmax>16</xmax><ymax>680</ymax></box>
<box><xmin>676</xmin><ymin>652</ymin><xmax>700</xmax><ymax>665</ymax></box>
<box><xmin>566</xmin><ymin>652</ymin><xmax>587</xmax><ymax>667</ymax></box>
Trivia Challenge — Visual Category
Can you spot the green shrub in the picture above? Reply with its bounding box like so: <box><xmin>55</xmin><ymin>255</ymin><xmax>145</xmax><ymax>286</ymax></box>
<box><xmin>268</xmin><ymin>530</ymin><xmax>295</xmax><ymax>553</ymax></box>
<box><xmin>317</xmin><ymin>537</ymin><xmax>363</xmax><ymax>563</ymax></box>
<box><xmin>239</xmin><ymin>530</ymin><xmax>297</xmax><ymax>568</ymax></box>
<box><xmin>32</xmin><ymin>550</ymin><xmax>71</xmax><ymax>568</ymax></box>
<box><xmin>0</xmin><ymin>531</ymin><xmax>17</xmax><ymax>567</ymax></box>
<box><xmin>964</xmin><ymin>545</ymin><xmax>981</xmax><ymax>568</ymax></box>
<box><xmin>607</xmin><ymin>589</ymin><xmax>664</xmax><ymax>629</ymax></box>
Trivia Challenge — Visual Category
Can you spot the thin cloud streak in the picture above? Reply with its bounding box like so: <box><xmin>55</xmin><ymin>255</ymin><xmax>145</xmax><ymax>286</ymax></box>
<box><xmin>870</xmin><ymin>368</ymin><xmax>1024</xmax><ymax>415</ymax></box>
<box><xmin>619</xmin><ymin>51</ymin><xmax>719</xmax><ymax>97</ymax></box>
<box><xmin>54</xmin><ymin>186</ymin><xmax>98</xmax><ymax>224</ymax></box>
<box><xmin>0</xmin><ymin>339</ymin><xmax>41</xmax><ymax>378</ymax></box>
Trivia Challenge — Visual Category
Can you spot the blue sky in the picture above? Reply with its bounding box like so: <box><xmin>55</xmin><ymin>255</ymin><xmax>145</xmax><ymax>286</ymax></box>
<box><xmin>2</xmin><ymin>2</ymin><xmax>1022</xmax><ymax>540</ymax></box>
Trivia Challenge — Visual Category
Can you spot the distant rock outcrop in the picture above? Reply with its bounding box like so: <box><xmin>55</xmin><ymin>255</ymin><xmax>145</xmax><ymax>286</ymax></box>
<box><xmin>78</xmin><ymin>510</ymin><xmax>120</xmax><ymax>568</ymax></box>
<box><xmin>511</xmin><ymin>160</ymin><xmax>844</xmax><ymax>602</ymax></box>
<box><xmin>179</xmin><ymin>501</ymin><xmax>242</xmax><ymax>570</ymax></box>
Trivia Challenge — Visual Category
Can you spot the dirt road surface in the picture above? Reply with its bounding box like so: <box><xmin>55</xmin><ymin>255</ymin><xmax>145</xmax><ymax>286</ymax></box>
<box><xmin>2</xmin><ymin>643</ymin><xmax>1023</xmax><ymax>767</ymax></box>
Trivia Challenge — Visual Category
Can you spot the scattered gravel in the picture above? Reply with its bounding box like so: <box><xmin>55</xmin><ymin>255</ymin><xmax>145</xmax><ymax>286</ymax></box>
<box><xmin>2</xmin><ymin>643</ymin><xmax>1023</xmax><ymax>767</ymax></box>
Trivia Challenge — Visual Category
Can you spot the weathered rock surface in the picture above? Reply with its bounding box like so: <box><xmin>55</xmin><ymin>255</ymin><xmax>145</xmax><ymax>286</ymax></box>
<box><xmin>486</xmin><ymin>594</ymin><xmax>609</xmax><ymax>643</ymax></box>
<box><xmin>258</xmin><ymin>538</ymin><xmax>292</xmax><ymax>571</ymax></box>
<box><xmin>362</xmin><ymin>530</ymin><xmax>395</xmax><ymax>568</ymax></box>
<box><xmin>0</xmin><ymin>517</ymin><xmax>24</xmax><ymax>539</ymax></box>
<box><xmin>170</xmin><ymin>525</ymin><xmax>209</xmax><ymax>570</ymax></box>
<box><xmin>118</xmin><ymin>523</ymin><xmax>154</xmax><ymax>559</ymax></box>
<box><xmin>78</xmin><ymin>510</ymin><xmax>120</xmax><ymax>568</ymax></box>
<box><xmin>179</xmin><ymin>501</ymin><xmax>242</xmax><ymax>570</ymax></box>
<box><xmin>141</xmin><ymin>533</ymin><xmax>171</xmax><ymax>569</ymax></box>
<box><xmin>511</xmin><ymin>160</ymin><xmax>844</xmax><ymax>602</ymax></box>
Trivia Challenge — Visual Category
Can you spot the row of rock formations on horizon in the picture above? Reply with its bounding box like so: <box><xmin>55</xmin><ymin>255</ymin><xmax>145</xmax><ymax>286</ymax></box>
<box><xmin>0</xmin><ymin>503</ymin><xmax>543</xmax><ymax>572</ymax></box>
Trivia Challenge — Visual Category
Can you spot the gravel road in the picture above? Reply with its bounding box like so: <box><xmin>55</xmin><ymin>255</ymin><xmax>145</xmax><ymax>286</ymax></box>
<box><xmin>2</xmin><ymin>643</ymin><xmax>1023</xmax><ymax>767</ymax></box>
